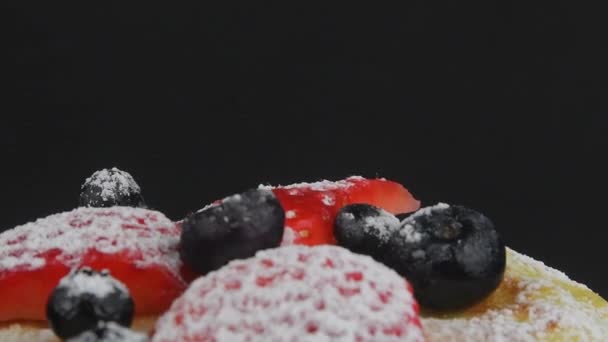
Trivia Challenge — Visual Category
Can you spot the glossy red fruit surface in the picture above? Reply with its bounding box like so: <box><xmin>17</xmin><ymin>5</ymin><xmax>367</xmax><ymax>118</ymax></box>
<box><xmin>265</xmin><ymin>176</ymin><xmax>419</xmax><ymax>246</ymax></box>
<box><xmin>0</xmin><ymin>207</ymin><xmax>187</xmax><ymax>321</ymax></box>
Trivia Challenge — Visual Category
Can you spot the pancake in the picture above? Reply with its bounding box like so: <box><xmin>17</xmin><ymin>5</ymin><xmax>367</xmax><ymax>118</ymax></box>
<box><xmin>421</xmin><ymin>248</ymin><xmax>608</xmax><ymax>340</ymax></box>
<box><xmin>1</xmin><ymin>248</ymin><xmax>606</xmax><ymax>341</ymax></box>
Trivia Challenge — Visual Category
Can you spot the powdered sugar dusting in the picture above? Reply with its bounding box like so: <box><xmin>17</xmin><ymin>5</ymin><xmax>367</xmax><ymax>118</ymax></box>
<box><xmin>281</xmin><ymin>226</ymin><xmax>298</xmax><ymax>245</ymax></box>
<box><xmin>152</xmin><ymin>245</ymin><xmax>424</xmax><ymax>342</ymax></box>
<box><xmin>59</xmin><ymin>268</ymin><xmax>129</xmax><ymax>299</ymax></box>
<box><xmin>258</xmin><ymin>176</ymin><xmax>364</xmax><ymax>192</ymax></box>
<box><xmin>361</xmin><ymin>209</ymin><xmax>400</xmax><ymax>243</ymax></box>
<box><xmin>321</xmin><ymin>194</ymin><xmax>335</xmax><ymax>206</ymax></box>
<box><xmin>81</xmin><ymin>167</ymin><xmax>141</xmax><ymax>204</ymax></box>
<box><xmin>397</xmin><ymin>203</ymin><xmax>449</xmax><ymax>244</ymax></box>
<box><xmin>408</xmin><ymin>203</ymin><xmax>449</xmax><ymax>220</ymax></box>
<box><xmin>421</xmin><ymin>248</ymin><xmax>608</xmax><ymax>341</ymax></box>
<box><xmin>399</xmin><ymin>223</ymin><xmax>423</xmax><ymax>243</ymax></box>
<box><xmin>0</xmin><ymin>207</ymin><xmax>182</xmax><ymax>276</ymax></box>
<box><xmin>68</xmin><ymin>322</ymin><xmax>148</xmax><ymax>342</ymax></box>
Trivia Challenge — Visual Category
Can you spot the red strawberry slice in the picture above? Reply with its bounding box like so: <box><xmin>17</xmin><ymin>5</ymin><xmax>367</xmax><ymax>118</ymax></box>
<box><xmin>152</xmin><ymin>245</ymin><xmax>423</xmax><ymax>342</ymax></box>
<box><xmin>0</xmin><ymin>207</ymin><xmax>189</xmax><ymax>322</ymax></box>
<box><xmin>263</xmin><ymin>176</ymin><xmax>419</xmax><ymax>246</ymax></box>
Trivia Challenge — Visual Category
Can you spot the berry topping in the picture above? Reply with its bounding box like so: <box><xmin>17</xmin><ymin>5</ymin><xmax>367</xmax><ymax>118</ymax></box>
<box><xmin>261</xmin><ymin>176</ymin><xmax>420</xmax><ymax>246</ymax></box>
<box><xmin>334</xmin><ymin>204</ymin><xmax>400</xmax><ymax>258</ymax></box>
<box><xmin>385</xmin><ymin>203</ymin><xmax>506</xmax><ymax>310</ymax></box>
<box><xmin>67</xmin><ymin>322</ymin><xmax>148</xmax><ymax>342</ymax></box>
<box><xmin>79</xmin><ymin>167</ymin><xmax>146</xmax><ymax>208</ymax></box>
<box><xmin>152</xmin><ymin>245</ymin><xmax>423</xmax><ymax>342</ymax></box>
<box><xmin>47</xmin><ymin>268</ymin><xmax>134</xmax><ymax>339</ymax></box>
<box><xmin>0</xmin><ymin>207</ymin><xmax>187</xmax><ymax>321</ymax></box>
<box><xmin>180</xmin><ymin>189</ymin><xmax>285</xmax><ymax>275</ymax></box>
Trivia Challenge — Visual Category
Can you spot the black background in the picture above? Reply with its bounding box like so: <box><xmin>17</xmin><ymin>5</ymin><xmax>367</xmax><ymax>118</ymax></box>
<box><xmin>3</xmin><ymin>3</ymin><xmax>607</xmax><ymax>296</ymax></box>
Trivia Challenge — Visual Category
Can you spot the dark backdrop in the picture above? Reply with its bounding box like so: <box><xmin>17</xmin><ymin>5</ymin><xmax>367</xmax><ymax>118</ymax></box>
<box><xmin>4</xmin><ymin>3</ymin><xmax>607</xmax><ymax>296</ymax></box>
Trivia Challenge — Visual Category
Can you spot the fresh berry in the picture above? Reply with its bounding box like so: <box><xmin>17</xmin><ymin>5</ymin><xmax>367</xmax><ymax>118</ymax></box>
<box><xmin>67</xmin><ymin>322</ymin><xmax>148</xmax><ymax>342</ymax></box>
<box><xmin>152</xmin><ymin>245</ymin><xmax>423</xmax><ymax>342</ymax></box>
<box><xmin>0</xmin><ymin>207</ymin><xmax>188</xmax><ymax>322</ymax></box>
<box><xmin>385</xmin><ymin>203</ymin><xmax>506</xmax><ymax>310</ymax></box>
<box><xmin>334</xmin><ymin>203</ymin><xmax>400</xmax><ymax>258</ymax></box>
<box><xmin>262</xmin><ymin>176</ymin><xmax>420</xmax><ymax>246</ymax></box>
<box><xmin>180</xmin><ymin>189</ymin><xmax>285</xmax><ymax>275</ymax></box>
<box><xmin>79</xmin><ymin>167</ymin><xmax>146</xmax><ymax>208</ymax></box>
<box><xmin>396</xmin><ymin>212</ymin><xmax>414</xmax><ymax>221</ymax></box>
<box><xmin>47</xmin><ymin>268</ymin><xmax>134</xmax><ymax>339</ymax></box>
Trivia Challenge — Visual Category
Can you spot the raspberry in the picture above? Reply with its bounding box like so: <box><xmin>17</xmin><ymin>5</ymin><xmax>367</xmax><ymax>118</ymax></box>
<box><xmin>152</xmin><ymin>245</ymin><xmax>423</xmax><ymax>342</ymax></box>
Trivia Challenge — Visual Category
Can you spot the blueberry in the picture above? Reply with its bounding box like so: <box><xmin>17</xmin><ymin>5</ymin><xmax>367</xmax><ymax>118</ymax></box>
<box><xmin>79</xmin><ymin>168</ymin><xmax>146</xmax><ymax>208</ymax></box>
<box><xmin>385</xmin><ymin>203</ymin><xmax>506</xmax><ymax>310</ymax></box>
<box><xmin>334</xmin><ymin>204</ymin><xmax>400</xmax><ymax>259</ymax></box>
<box><xmin>395</xmin><ymin>212</ymin><xmax>414</xmax><ymax>221</ymax></box>
<box><xmin>180</xmin><ymin>189</ymin><xmax>285</xmax><ymax>275</ymax></box>
<box><xmin>47</xmin><ymin>268</ymin><xmax>135</xmax><ymax>339</ymax></box>
<box><xmin>66</xmin><ymin>322</ymin><xmax>147</xmax><ymax>342</ymax></box>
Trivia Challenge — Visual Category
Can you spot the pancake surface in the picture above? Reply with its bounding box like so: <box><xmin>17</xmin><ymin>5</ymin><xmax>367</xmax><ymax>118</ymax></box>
<box><xmin>1</xmin><ymin>248</ymin><xmax>606</xmax><ymax>341</ymax></box>
<box><xmin>421</xmin><ymin>248</ymin><xmax>608</xmax><ymax>341</ymax></box>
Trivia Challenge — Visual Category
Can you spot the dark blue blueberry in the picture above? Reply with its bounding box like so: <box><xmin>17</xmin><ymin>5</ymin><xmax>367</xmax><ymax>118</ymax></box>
<box><xmin>334</xmin><ymin>204</ymin><xmax>400</xmax><ymax>259</ymax></box>
<box><xmin>47</xmin><ymin>268</ymin><xmax>134</xmax><ymax>339</ymax></box>
<box><xmin>66</xmin><ymin>322</ymin><xmax>147</xmax><ymax>342</ymax></box>
<box><xmin>385</xmin><ymin>204</ymin><xmax>506</xmax><ymax>310</ymax></box>
<box><xmin>395</xmin><ymin>212</ymin><xmax>414</xmax><ymax>221</ymax></box>
<box><xmin>79</xmin><ymin>168</ymin><xmax>146</xmax><ymax>208</ymax></box>
<box><xmin>180</xmin><ymin>189</ymin><xmax>285</xmax><ymax>275</ymax></box>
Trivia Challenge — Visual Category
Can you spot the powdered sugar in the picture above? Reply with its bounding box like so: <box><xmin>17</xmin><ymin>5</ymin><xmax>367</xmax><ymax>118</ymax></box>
<box><xmin>58</xmin><ymin>268</ymin><xmax>129</xmax><ymax>299</ymax></box>
<box><xmin>407</xmin><ymin>203</ymin><xmax>449</xmax><ymax>220</ymax></box>
<box><xmin>399</xmin><ymin>223</ymin><xmax>423</xmax><ymax>243</ymax></box>
<box><xmin>361</xmin><ymin>210</ymin><xmax>400</xmax><ymax>243</ymax></box>
<box><xmin>396</xmin><ymin>203</ymin><xmax>449</xmax><ymax>244</ymax></box>
<box><xmin>281</xmin><ymin>226</ymin><xmax>298</xmax><ymax>245</ymax></box>
<box><xmin>321</xmin><ymin>194</ymin><xmax>335</xmax><ymax>206</ymax></box>
<box><xmin>0</xmin><ymin>207</ymin><xmax>182</xmax><ymax>276</ymax></box>
<box><xmin>81</xmin><ymin>167</ymin><xmax>141</xmax><ymax>204</ymax></box>
<box><xmin>67</xmin><ymin>322</ymin><xmax>148</xmax><ymax>342</ymax></box>
<box><xmin>285</xmin><ymin>210</ymin><xmax>296</xmax><ymax>219</ymax></box>
<box><xmin>152</xmin><ymin>245</ymin><xmax>424</xmax><ymax>342</ymax></box>
<box><xmin>421</xmin><ymin>248</ymin><xmax>608</xmax><ymax>341</ymax></box>
<box><xmin>258</xmin><ymin>176</ymin><xmax>364</xmax><ymax>192</ymax></box>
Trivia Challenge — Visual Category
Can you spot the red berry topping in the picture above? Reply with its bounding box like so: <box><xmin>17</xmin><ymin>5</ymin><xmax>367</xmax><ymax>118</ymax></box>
<box><xmin>262</xmin><ymin>176</ymin><xmax>420</xmax><ymax>246</ymax></box>
<box><xmin>152</xmin><ymin>245</ymin><xmax>423</xmax><ymax>342</ymax></box>
<box><xmin>0</xmin><ymin>207</ymin><xmax>188</xmax><ymax>321</ymax></box>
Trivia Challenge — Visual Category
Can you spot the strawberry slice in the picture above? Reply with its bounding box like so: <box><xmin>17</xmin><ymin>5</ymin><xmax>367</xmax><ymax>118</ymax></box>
<box><xmin>0</xmin><ymin>207</ymin><xmax>189</xmax><ymax>322</ymax></box>
<box><xmin>262</xmin><ymin>176</ymin><xmax>420</xmax><ymax>246</ymax></box>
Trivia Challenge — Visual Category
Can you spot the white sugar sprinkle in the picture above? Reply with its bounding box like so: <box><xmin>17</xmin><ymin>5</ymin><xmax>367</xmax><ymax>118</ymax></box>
<box><xmin>67</xmin><ymin>322</ymin><xmax>148</xmax><ymax>342</ymax></box>
<box><xmin>0</xmin><ymin>207</ymin><xmax>183</xmax><ymax>277</ymax></box>
<box><xmin>281</xmin><ymin>226</ymin><xmax>298</xmax><ymax>245</ymax></box>
<box><xmin>285</xmin><ymin>210</ymin><xmax>296</xmax><ymax>219</ymax></box>
<box><xmin>81</xmin><ymin>167</ymin><xmax>141</xmax><ymax>203</ymax></box>
<box><xmin>59</xmin><ymin>269</ymin><xmax>128</xmax><ymax>299</ymax></box>
<box><xmin>407</xmin><ymin>203</ymin><xmax>450</xmax><ymax>220</ymax></box>
<box><xmin>152</xmin><ymin>245</ymin><xmax>423</xmax><ymax>342</ymax></box>
<box><xmin>321</xmin><ymin>194</ymin><xmax>335</xmax><ymax>206</ymax></box>
<box><xmin>258</xmin><ymin>176</ymin><xmax>364</xmax><ymax>191</ymax></box>
<box><xmin>396</xmin><ymin>203</ymin><xmax>449</xmax><ymax>244</ymax></box>
<box><xmin>362</xmin><ymin>210</ymin><xmax>400</xmax><ymax>243</ymax></box>
<box><xmin>421</xmin><ymin>248</ymin><xmax>608</xmax><ymax>341</ymax></box>
<box><xmin>399</xmin><ymin>223</ymin><xmax>423</xmax><ymax>243</ymax></box>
